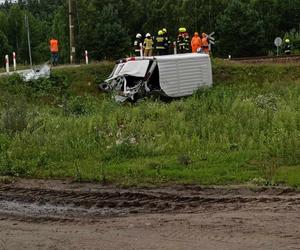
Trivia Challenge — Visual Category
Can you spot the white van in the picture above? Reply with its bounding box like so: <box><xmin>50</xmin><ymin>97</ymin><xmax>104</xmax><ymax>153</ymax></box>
<box><xmin>99</xmin><ymin>53</ymin><xmax>213</xmax><ymax>102</ymax></box>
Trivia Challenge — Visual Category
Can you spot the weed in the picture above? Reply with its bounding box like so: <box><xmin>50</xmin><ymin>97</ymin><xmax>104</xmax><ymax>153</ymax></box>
<box><xmin>0</xmin><ymin>176</ymin><xmax>14</xmax><ymax>184</ymax></box>
<box><xmin>99</xmin><ymin>162</ymin><xmax>109</xmax><ymax>185</ymax></box>
<box><xmin>177</xmin><ymin>155</ymin><xmax>192</xmax><ymax>166</ymax></box>
<box><xmin>0</xmin><ymin>99</ymin><xmax>30</xmax><ymax>134</ymax></box>
<box><xmin>74</xmin><ymin>161</ymin><xmax>82</xmax><ymax>182</ymax></box>
<box><xmin>263</xmin><ymin>159</ymin><xmax>279</xmax><ymax>186</ymax></box>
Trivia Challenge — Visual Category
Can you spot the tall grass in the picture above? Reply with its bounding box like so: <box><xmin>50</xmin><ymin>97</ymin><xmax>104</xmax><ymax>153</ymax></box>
<box><xmin>0</xmin><ymin>62</ymin><xmax>300</xmax><ymax>186</ymax></box>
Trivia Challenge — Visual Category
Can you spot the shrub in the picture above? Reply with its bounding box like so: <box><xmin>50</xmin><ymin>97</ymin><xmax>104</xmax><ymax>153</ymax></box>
<box><xmin>0</xmin><ymin>100</ymin><xmax>29</xmax><ymax>134</ymax></box>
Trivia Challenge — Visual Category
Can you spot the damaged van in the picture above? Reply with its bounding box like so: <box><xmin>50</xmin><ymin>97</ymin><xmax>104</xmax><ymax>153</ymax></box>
<box><xmin>99</xmin><ymin>53</ymin><xmax>213</xmax><ymax>102</ymax></box>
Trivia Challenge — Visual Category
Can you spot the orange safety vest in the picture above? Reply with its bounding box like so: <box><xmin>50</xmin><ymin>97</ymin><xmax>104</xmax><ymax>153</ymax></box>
<box><xmin>201</xmin><ymin>37</ymin><xmax>209</xmax><ymax>53</ymax></box>
<box><xmin>191</xmin><ymin>36</ymin><xmax>202</xmax><ymax>53</ymax></box>
<box><xmin>50</xmin><ymin>39</ymin><xmax>59</xmax><ymax>52</ymax></box>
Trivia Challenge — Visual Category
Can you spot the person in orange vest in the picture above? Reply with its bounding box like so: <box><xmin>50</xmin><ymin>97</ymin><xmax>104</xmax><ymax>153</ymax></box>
<box><xmin>49</xmin><ymin>38</ymin><xmax>59</xmax><ymax>66</ymax></box>
<box><xmin>201</xmin><ymin>33</ymin><xmax>210</xmax><ymax>54</ymax></box>
<box><xmin>191</xmin><ymin>32</ymin><xmax>202</xmax><ymax>53</ymax></box>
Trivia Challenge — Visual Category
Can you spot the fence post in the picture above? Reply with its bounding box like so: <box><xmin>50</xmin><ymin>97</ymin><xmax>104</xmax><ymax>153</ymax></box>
<box><xmin>173</xmin><ymin>41</ymin><xmax>177</xmax><ymax>54</ymax></box>
<box><xmin>139</xmin><ymin>43</ymin><xmax>143</xmax><ymax>57</ymax></box>
<box><xmin>85</xmin><ymin>50</ymin><xmax>89</xmax><ymax>64</ymax></box>
<box><xmin>13</xmin><ymin>52</ymin><xmax>16</xmax><ymax>71</ymax></box>
<box><xmin>5</xmin><ymin>55</ymin><xmax>9</xmax><ymax>73</ymax></box>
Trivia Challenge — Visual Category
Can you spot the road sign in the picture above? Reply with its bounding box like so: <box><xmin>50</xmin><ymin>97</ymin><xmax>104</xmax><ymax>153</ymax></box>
<box><xmin>208</xmin><ymin>32</ymin><xmax>215</xmax><ymax>45</ymax></box>
<box><xmin>274</xmin><ymin>37</ymin><xmax>282</xmax><ymax>47</ymax></box>
<box><xmin>274</xmin><ymin>37</ymin><xmax>282</xmax><ymax>56</ymax></box>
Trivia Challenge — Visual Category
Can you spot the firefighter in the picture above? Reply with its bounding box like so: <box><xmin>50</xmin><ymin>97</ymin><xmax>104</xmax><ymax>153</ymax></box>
<box><xmin>177</xmin><ymin>27</ymin><xmax>190</xmax><ymax>53</ymax></box>
<box><xmin>144</xmin><ymin>33</ymin><xmax>154</xmax><ymax>57</ymax></box>
<box><xmin>133</xmin><ymin>33</ymin><xmax>143</xmax><ymax>56</ymax></box>
<box><xmin>155</xmin><ymin>30</ymin><xmax>168</xmax><ymax>55</ymax></box>
<box><xmin>49</xmin><ymin>38</ymin><xmax>59</xmax><ymax>66</ymax></box>
<box><xmin>162</xmin><ymin>28</ymin><xmax>171</xmax><ymax>54</ymax></box>
<box><xmin>284</xmin><ymin>38</ymin><xmax>292</xmax><ymax>55</ymax></box>
<box><xmin>201</xmin><ymin>33</ymin><xmax>210</xmax><ymax>54</ymax></box>
<box><xmin>191</xmin><ymin>32</ymin><xmax>202</xmax><ymax>53</ymax></box>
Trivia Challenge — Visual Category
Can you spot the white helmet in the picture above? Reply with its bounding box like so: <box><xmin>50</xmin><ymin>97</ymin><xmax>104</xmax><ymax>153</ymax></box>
<box><xmin>136</xmin><ymin>33</ymin><xmax>142</xmax><ymax>39</ymax></box>
<box><xmin>146</xmin><ymin>33</ymin><xmax>151</xmax><ymax>38</ymax></box>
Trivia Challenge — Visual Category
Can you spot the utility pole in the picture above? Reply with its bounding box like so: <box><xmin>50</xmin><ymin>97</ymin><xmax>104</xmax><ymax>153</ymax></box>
<box><xmin>69</xmin><ymin>0</ymin><xmax>76</xmax><ymax>64</ymax></box>
<box><xmin>209</xmin><ymin>0</ymin><xmax>212</xmax><ymax>32</ymax></box>
<box><xmin>194</xmin><ymin>0</ymin><xmax>197</xmax><ymax>32</ymax></box>
<box><xmin>25</xmin><ymin>0</ymin><xmax>32</xmax><ymax>68</ymax></box>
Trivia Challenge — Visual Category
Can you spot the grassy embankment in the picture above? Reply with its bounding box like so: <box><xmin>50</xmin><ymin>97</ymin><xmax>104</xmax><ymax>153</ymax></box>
<box><xmin>0</xmin><ymin>61</ymin><xmax>300</xmax><ymax>187</ymax></box>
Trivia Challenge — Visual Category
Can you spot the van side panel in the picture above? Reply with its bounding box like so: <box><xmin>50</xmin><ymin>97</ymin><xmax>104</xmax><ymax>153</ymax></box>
<box><xmin>156</xmin><ymin>54</ymin><xmax>212</xmax><ymax>97</ymax></box>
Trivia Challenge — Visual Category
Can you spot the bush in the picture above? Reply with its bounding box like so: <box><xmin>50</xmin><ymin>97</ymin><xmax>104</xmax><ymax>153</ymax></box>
<box><xmin>27</xmin><ymin>73</ymin><xmax>70</xmax><ymax>96</ymax></box>
<box><xmin>0</xmin><ymin>100</ymin><xmax>30</xmax><ymax>134</ymax></box>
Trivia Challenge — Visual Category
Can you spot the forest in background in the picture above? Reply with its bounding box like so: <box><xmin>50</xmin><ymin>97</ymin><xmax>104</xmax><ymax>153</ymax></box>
<box><xmin>0</xmin><ymin>0</ymin><xmax>300</xmax><ymax>64</ymax></box>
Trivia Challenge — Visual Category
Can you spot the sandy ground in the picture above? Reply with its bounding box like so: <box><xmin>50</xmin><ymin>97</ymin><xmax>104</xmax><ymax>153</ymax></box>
<box><xmin>0</xmin><ymin>179</ymin><xmax>300</xmax><ymax>250</ymax></box>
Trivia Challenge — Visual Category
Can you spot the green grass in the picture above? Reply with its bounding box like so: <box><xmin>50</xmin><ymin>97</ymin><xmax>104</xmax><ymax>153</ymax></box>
<box><xmin>0</xmin><ymin>61</ymin><xmax>300</xmax><ymax>187</ymax></box>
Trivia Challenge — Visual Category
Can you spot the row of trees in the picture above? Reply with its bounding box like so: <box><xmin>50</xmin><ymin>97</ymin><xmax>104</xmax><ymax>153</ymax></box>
<box><xmin>1</xmin><ymin>0</ymin><xmax>300</xmax><ymax>65</ymax></box>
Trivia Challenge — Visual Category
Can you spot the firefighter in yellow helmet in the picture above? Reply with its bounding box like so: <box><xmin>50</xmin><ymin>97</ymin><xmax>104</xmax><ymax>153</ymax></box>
<box><xmin>162</xmin><ymin>28</ymin><xmax>171</xmax><ymax>54</ymax></box>
<box><xmin>177</xmin><ymin>27</ymin><xmax>190</xmax><ymax>53</ymax></box>
<box><xmin>284</xmin><ymin>38</ymin><xmax>291</xmax><ymax>55</ymax></box>
<box><xmin>155</xmin><ymin>30</ymin><xmax>169</xmax><ymax>55</ymax></box>
<box><xmin>144</xmin><ymin>33</ymin><xmax>154</xmax><ymax>56</ymax></box>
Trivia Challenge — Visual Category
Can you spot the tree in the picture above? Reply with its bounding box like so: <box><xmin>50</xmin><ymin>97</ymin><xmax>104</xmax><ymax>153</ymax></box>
<box><xmin>88</xmin><ymin>4</ymin><xmax>130</xmax><ymax>59</ymax></box>
<box><xmin>0</xmin><ymin>30</ymin><xmax>11</xmax><ymax>67</ymax></box>
<box><xmin>7</xmin><ymin>5</ymin><xmax>25</xmax><ymax>60</ymax></box>
<box><xmin>216</xmin><ymin>0</ymin><xmax>265</xmax><ymax>57</ymax></box>
<box><xmin>2</xmin><ymin>0</ymin><xmax>300</xmax><ymax>62</ymax></box>
<box><xmin>0</xmin><ymin>11</ymin><xmax>9</xmax><ymax>36</ymax></box>
<box><xmin>275</xmin><ymin>0</ymin><xmax>300</xmax><ymax>33</ymax></box>
<box><xmin>52</xmin><ymin>5</ymin><xmax>69</xmax><ymax>63</ymax></box>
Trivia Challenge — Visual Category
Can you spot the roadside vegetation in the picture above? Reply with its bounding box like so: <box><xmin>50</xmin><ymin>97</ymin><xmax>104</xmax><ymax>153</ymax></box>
<box><xmin>0</xmin><ymin>61</ymin><xmax>300</xmax><ymax>187</ymax></box>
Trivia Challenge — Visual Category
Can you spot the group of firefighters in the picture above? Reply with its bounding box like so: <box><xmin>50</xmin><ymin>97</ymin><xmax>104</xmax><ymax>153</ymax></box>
<box><xmin>49</xmin><ymin>33</ymin><xmax>292</xmax><ymax>65</ymax></box>
<box><xmin>133</xmin><ymin>27</ymin><xmax>211</xmax><ymax>57</ymax></box>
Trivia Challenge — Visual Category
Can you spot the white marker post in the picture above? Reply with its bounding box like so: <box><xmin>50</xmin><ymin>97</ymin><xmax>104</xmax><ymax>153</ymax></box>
<box><xmin>139</xmin><ymin>43</ymin><xmax>143</xmax><ymax>57</ymax></box>
<box><xmin>5</xmin><ymin>55</ymin><xmax>9</xmax><ymax>73</ymax></box>
<box><xmin>173</xmin><ymin>41</ymin><xmax>177</xmax><ymax>54</ymax></box>
<box><xmin>85</xmin><ymin>50</ymin><xmax>89</xmax><ymax>64</ymax></box>
<box><xmin>13</xmin><ymin>52</ymin><xmax>17</xmax><ymax>71</ymax></box>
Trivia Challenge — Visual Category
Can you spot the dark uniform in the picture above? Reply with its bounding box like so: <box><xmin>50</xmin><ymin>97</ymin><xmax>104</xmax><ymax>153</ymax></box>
<box><xmin>162</xmin><ymin>29</ymin><xmax>171</xmax><ymax>54</ymax></box>
<box><xmin>284</xmin><ymin>40</ymin><xmax>292</xmax><ymax>55</ymax></box>
<box><xmin>177</xmin><ymin>32</ymin><xmax>190</xmax><ymax>54</ymax></box>
<box><xmin>155</xmin><ymin>35</ymin><xmax>169</xmax><ymax>55</ymax></box>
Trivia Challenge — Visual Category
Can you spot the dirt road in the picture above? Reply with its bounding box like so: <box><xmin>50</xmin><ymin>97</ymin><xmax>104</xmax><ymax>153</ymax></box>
<box><xmin>0</xmin><ymin>179</ymin><xmax>300</xmax><ymax>250</ymax></box>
